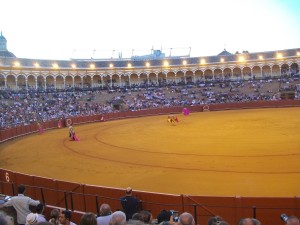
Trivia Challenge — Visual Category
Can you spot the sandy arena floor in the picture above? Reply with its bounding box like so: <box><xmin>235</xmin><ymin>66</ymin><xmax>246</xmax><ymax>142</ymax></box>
<box><xmin>0</xmin><ymin>107</ymin><xmax>300</xmax><ymax>197</ymax></box>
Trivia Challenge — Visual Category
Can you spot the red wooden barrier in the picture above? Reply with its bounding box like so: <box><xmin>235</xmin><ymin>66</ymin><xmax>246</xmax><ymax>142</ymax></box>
<box><xmin>33</xmin><ymin>176</ymin><xmax>60</xmax><ymax>206</ymax></box>
<box><xmin>55</xmin><ymin>180</ymin><xmax>85</xmax><ymax>212</ymax></box>
<box><xmin>84</xmin><ymin>185</ymin><xmax>124</xmax><ymax>213</ymax></box>
<box><xmin>0</xmin><ymin>169</ymin><xmax>15</xmax><ymax>196</ymax></box>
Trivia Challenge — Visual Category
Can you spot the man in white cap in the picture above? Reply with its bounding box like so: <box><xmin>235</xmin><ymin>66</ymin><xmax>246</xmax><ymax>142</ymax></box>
<box><xmin>119</xmin><ymin>187</ymin><xmax>139</xmax><ymax>221</ymax></box>
<box><xmin>25</xmin><ymin>213</ymin><xmax>38</xmax><ymax>225</ymax></box>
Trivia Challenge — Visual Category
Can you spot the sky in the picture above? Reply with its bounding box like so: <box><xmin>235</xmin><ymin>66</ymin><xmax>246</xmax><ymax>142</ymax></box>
<box><xmin>0</xmin><ymin>0</ymin><xmax>299</xmax><ymax>60</ymax></box>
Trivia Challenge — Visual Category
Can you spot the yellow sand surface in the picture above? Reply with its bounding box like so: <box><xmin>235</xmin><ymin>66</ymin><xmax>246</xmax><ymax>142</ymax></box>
<box><xmin>1</xmin><ymin>107</ymin><xmax>300</xmax><ymax>197</ymax></box>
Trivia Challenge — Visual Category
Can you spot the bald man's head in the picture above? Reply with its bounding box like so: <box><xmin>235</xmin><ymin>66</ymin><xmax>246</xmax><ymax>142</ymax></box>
<box><xmin>178</xmin><ymin>213</ymin><xmax>195</xmax><ymax>225</ymax></box>
<box><xmin>287</xmin><ymin>216</ymin><xmax>300</xmax><ymax>225</ymax></box>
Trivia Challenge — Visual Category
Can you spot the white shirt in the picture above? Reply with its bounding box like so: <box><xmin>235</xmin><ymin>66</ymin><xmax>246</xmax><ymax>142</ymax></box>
<box><xmin>4</xmin><ymin>194</ymin><xmax>40</xmax><ymax>224</ymax></box>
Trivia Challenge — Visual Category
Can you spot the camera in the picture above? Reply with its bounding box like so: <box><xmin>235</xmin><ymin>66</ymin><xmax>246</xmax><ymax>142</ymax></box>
<box><xmin>170</xmin><ymin>210</ymin><xmax>179</xmax><ymax>222</ymax></box>
<box><xmin>281</xmin><ymin>214</ymin><xmax>288</xmax><ymax>222</ymax></box>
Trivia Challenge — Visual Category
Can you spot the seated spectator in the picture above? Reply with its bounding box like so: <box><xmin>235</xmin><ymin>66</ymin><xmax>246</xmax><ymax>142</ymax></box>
<box><xmin>36</xmin><ymin>204</ymin><xmax>46</xmax><ymax>223</ymax></box>
<box><xmin>156</xmin><ymin>210</ymin><xmax>172</xmax><ymax>224</ymax></box>
<box><xmin>0</xmin><ymin>213</ymin><xmax>8</xmax><ymax>225</ymax></box>
<box><xmin>218</xmin><ymin>222</ymin><xmax>229</xmax><ymax>225</ymax></box>
<box><xmin>286</xmin><ymin>216</ymin><xmax>300</xmax><ymax>225</ymax></box>
<box><xmin>208</xmin><ymin>215</ymin><xmax>223</xmax><ymax>225</ymax></box>
<box><xmin>59</xmin><ymin>210</ymin><xmax>76</xmax><ymax>225</ymax></box>
<box><xmin>80</xmin><ymin>213</ymin><xmax>97</xmax><ymax>225</ymax></box>
<box><xmin>37</xmin><ymin>222</ymin><xmax>53</xmax><ymax>225</ymax></box>
<box><xmin>49</xmin><ymin>209</ymin><xmax>59</xmax><ymax>225</ymax></box>
<box><xmin>178</xmin><ymin>213</ymin><xmax>195</xmax><ymax>225</ymax></box>
<box><xmin>97</xmin><ymin>204</ymin><xmax>112</xmax><ymax>225</ymax></box>
<box><xmin>238</xmin><ymin>218</ymin><xmax>257</xmax><ymax>225</ymax></box>
<box><xmin>251</xmin><ymin>218</ymin><xmax>261</xmax><ymax>225</ymax></box>
<box><xmin>127</xmin><ymin>213</ymin><xmax>144</xmax><ymax>225</ymax></box>
<box><xmin>0</xmin><ymin>211</ymin><xmax>13</xmax><ymax>225</ymax></box>
<box><xmin>26</xmin><ymin>213</ymin><xmax>38</xmax><ymax>225</ymax></box>
<box><xmin>139</xmin><ymin>211</ymin><xmax>152</xmax><ymax>224</ymax></box>
<box><xmin>109</xmin><ymin>211</ymin><xmax>126</xmax><ymax>225</ymax></box>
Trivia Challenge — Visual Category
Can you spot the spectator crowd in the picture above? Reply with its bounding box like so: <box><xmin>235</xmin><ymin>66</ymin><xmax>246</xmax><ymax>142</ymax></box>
<box><xmin>3</xmin><ymin>184</ymin><xmax>298</xmax><ymax>225</ymax></box>
<box><xmin>0</xmin><ymin>77</ymin><xmax>299</xmax><ymax>129</ymax></box>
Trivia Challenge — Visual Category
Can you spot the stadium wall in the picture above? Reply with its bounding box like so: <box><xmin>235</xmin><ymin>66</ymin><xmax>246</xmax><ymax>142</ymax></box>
<box><xmin>1</xmin><ymin>100</ymin><xmax>300</xmax><ymax>225</ymax></box>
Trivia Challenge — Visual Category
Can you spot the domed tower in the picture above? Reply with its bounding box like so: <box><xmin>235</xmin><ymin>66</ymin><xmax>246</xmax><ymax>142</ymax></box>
<box><xmin>0</xmin><ymin>31</ymin><xmax>16</xmax><ymax>57</ymax></box>
<box><xmin>218</xmin><ymin>48</ymin><xmax>233</xmax><ymax>56</ymax></box>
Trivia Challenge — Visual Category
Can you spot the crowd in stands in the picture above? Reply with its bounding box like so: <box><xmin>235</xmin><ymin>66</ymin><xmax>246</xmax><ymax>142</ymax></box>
<box><xmin>3</xmin><ymin>185</ymin><xmax>299</xmax><ymax>225</ymax></box>
<box><xmin>0</xmin><ymin>77</ymin><xmax>299</xmax><ymax>129</ymax></box>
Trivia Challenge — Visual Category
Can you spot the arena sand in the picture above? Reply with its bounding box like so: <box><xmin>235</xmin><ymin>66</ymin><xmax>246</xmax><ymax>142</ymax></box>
<box><xmin>0</xmin><ymin>107</ymin><xmax>300</xmax><ymax>197</ymax></box>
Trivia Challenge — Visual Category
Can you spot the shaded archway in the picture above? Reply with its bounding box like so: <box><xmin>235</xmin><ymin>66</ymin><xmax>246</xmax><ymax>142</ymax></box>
<box><xmin>252</xmin><ymin>66</ymin><xmax>261</xmax><ymax>79</ymax></box>
<box><xmin>27</xmin><ymin>75</ymin><xmax>36</xmax><ymax>89</ymax></box>
<box><xmin>149</xmin><ymin>72</ymin><xmax>157</xmax><ymax>87</ymax></box>
<box><xmin>6</xmin><ymin>75</ymin><xmax>16</xmax><ymax>89</ymax></box>
<box><xmin>74</xmin><ymin>76</ymin><xmax>82</xmax><ymax>88</ymax></box>
<box><xmin>194</xmin><ymin>70</ymin><xmax>203</xmax><ymax>82</ymax></box>
<box><xmin>167</xmin><ymin>71</ymin><xmax>175</xmax><ymax>85</ymax></box>
<box><xmin>223</xmin><ymin>68</ymin><xmax>232</xmax><ymax>80</ymax></box>
<box><xmin>242</xmin><ymin>67</ymin><xmax>252</xmax><ymax>80</ymax></box>
<box><xmin>46</xmin><ymin>76</ymin><xmax>55</xmax><ymax>90</ymax></box>
<box><xmin>232</xmin><ymin>68</ymin><xmax>242</xmax><ymax>80</ymax></box>
<box><xmin>214</xmin><ymin>68</ymin><xmax>223</xmax><ymax>81</ymax></box>
<box><xmin>93</xmin><ymin>75</ymin><xmax>102</xmax><ymax>88</ymax></box>
<box><xmin>17</xmin><ymin>74</ymin><xmax>26</xmax><ymax>90</ymax></box>
<box><xmin>290</xmin><ymin>63</ymin><xmax>299</xmax><ymax>76</ymax></box>
<box><xmin>56</xmin><ymin>75</ymin><xmax>64</xmax><ymax>89</ymax></box>
<box><xmin>65</xmin><ymin>76</ymin><xmax>73</xmax><ymax>88</ymax></box>
<box><xmin>203</xmin><ymin>69</ymin><xmax>213</xmax><ymax>80</ymax></box>
<box><xmin>37</xmin><ymin>75</ymin><xmax>45</xmax><ymax>90</ymax></box>
<box><xmin>130</xmin><ymin>73</ymin><xmax>139</xmax><ymax>86</ymax></box>
<box><xmin>272</xmin><ymin>65</ymin><xmax>281</xmax><ymax>77</ymax></box>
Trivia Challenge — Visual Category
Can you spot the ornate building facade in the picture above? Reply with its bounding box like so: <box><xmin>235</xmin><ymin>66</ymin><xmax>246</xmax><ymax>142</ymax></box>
<box><xmin>0</xmin><ymin>33</ymin><xmax>299</xmax><ymax>90</ymax></box>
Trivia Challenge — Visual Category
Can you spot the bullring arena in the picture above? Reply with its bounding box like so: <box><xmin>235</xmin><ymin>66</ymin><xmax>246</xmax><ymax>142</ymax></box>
<box><xmin>1</xmin><ymin>107</ymin><xmax>300</xmax><ymax>197</ymax></box>
<box><xmin>1</xmin><ymin>32</ymin><xmax>300</xmax><ymax>224</ymax></box>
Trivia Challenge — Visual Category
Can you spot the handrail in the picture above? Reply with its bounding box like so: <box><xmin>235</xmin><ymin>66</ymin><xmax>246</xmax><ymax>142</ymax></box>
<box><xmin>183</xmin><ymin>195</ymin><xmax>216</xmax><ymax>216</ymax></box>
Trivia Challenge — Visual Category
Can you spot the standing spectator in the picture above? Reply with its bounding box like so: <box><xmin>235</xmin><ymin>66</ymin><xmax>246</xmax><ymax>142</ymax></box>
<box><xmin>36</xmin><ymin>204</ymin><xmax>46</xmax><ymax>223</ymax></box>
<box><xmin>59</xmin><ymin>210</ymin><xmax>77</xmax><ymax>225</ymax></box>
<box><xmin>2</xmin><ymin>184</ymin><xmax>40</xmax><ymax>225</ymax></box>
<box><xmin>120</xmin><ymin>187</ymin><xmax>139</xmax><ymax>221</ymax></box>
<box><xmin>97</xmin><ymin>204</ymin><xmax>112</xmax><ymax>225</ymax></box>
<box><xmin>80</xmin><ymin>213</ymin><xmax>97</xmax><ymax>225</ymax></box>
